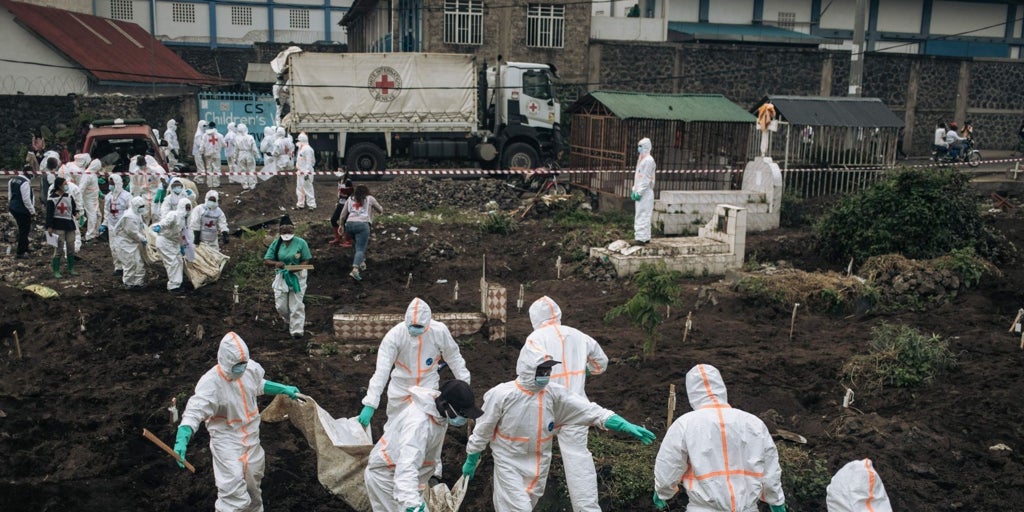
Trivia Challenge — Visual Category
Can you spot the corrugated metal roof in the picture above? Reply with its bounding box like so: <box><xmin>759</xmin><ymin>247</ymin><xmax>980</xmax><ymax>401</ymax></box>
<box><xmin>573</xmin><ymin>91</ymin><xmax>756</xmax><ymax>123</ymax></box>
<box><xmin>668</xmin><ymin>22</ymin><xmax>828</xmax><ymax>44</ymax></box>
<box><xmin>0</xmin><ymin>0</ymin><xmax>222</xmax><ymax>85</ymax></box>
<box><xmin>759</xmin><ymin>95</ymin><xmax>905</xmax><ymax>128</ymax></box>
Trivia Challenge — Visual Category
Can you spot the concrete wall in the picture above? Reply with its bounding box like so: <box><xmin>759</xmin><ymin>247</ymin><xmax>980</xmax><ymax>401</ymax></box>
<box><xmin>0</xmin><ymin>10</ymin><xmax>89</xmax><ymax>95</ymax></box>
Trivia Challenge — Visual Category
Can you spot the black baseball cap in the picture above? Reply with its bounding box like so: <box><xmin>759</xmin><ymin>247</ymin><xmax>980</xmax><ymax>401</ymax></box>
<box><xmin>537</xmin><ymin>360</ymin><xmax>561</xmax><ymax>369</ymax></box>
<box><xmin>439</xmin><ymin>380</ymin><xmax>484</xmax><ymax>419</ymax></box>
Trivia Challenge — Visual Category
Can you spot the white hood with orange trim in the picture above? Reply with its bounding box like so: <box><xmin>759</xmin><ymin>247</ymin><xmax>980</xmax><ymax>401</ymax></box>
<box><xmin>528</xmin><ymin>296</ymin><xmax>562</xmax><ymax>329</ymax></box>
<box><xmin>826</xmin><ymin>459</ymin><xmax>893</xmax><ymax>512</ymax></box>
<box><xmin>404</xmin><ymin>297</ymin><xmax>432</xmax><ymax>329</ymax></box>
<box><xmin>523</xmin><ymin>296</ymin><xmax>608</xmax><ymax>398</ymax></box>
<box><xmin>217</xmin><ymin>331</ymin><xmax>250</xmax><ymax>378</ymax></box>
<box><xmin>685</xmin><ymin>363</ymin><xmax>729</xmax><ymax>410</ymax></box>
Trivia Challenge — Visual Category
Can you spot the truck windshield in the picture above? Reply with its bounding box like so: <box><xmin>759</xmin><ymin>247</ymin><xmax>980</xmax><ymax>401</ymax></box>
<box><xmin>522</xmin><ymin>69</ymin><xmax>553</xmax><ymax>100</ymax></box>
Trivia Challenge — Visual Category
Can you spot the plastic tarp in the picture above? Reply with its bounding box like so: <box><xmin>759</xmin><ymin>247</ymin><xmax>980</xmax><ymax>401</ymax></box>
<box><xmin>271</xmin><ymin>46</ymin><xmax>303</xmax><ymax>74</ymax></box>
<box><xmin>262</xmin><ymin>394</ymin><xmax>373</xmax><ymax>512</ymax></box>
<box><xmin>286</xmin><ymin>53</ymin><xmax>477</xmax><ymax>128</ymax></box>
<box><xmin>426</xmin><ymin>476</ymin><xmax>469</xmax><ymax>512</ymax></box>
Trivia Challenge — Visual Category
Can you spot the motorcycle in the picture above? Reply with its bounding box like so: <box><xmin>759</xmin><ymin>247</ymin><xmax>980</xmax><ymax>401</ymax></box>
<box><xmin>933</xmin><ymin>138</ymin><xmax>981</xmax><ymax>168</ymax></box>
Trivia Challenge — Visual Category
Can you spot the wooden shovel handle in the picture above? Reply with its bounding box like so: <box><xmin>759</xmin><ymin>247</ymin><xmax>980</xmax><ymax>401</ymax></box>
<box><xmin>142</xmin><ymin>428</ymin><xmax>196</xmax><ymax>473</ymax></box>
<box><xmin>284</xmin><ymin>264</ymin><xmax>314</xmax><ymax>271</ymax></box>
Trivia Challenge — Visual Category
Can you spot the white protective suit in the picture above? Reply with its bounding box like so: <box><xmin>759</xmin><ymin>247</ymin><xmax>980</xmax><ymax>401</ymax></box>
<box><xmin>826</xmin><ymin>459</ymin><xmax>892</xmax><ymax>512</ymax></box>
<box><xmin>466</xmin><ymin>344</ymin><xmax>616</xmax><ymax>512</ymax></box>
<box><xmin>362</xmin><ymin>298</ymin><xmax>472</xmax><ymax>430</ymax></box>
<box><xmin>234</xmin><ymin>124</ymin><xmax>258</xmax><ymax>190</ymax></box>
<box><xmin>192</xmin><ymin>120</ymin><xmax>208</xmax><ymax>181</ymax></box>
<box><xmin>141</xmin><ymin>155</ymin><xmax>167</xmax><ymax>222</ymax></box>
<box><xmin>161</xmin><ymin>177</ymin><xmax>196</xmax><ymax>217</ymax></box>
<box><xmin>180</xmin><ymin>332</ymin><xmax>268</xmax><ymax>512</ymax></box>
<box><xmin>202</xmin><ymin>126</ymin><xmax>225</xmax><ymax>188</ymax></box>
<box><xmin>164</xmin><ymin>119</ymin><xmax>180</xmax><ymax>166</ymax></box>
<box><xmin>260</xmin><ymin>127</ymin><xmax>277</xmax><ymax>180</ymax></box>
<box><xmin>191</xmin><ymin>190</ymin><xmax>229</xmax><ymax>250</ymax></box>
<box><xmin>524</xmin><ymin>296</ymin><xmax>609</xmax><ymax>512</ymax></box>
<box><xmin>364</xmin><ymin>386</ymin><xmax>449</xmax><ymax>512</ymax></box>
<box><xmin>273</xmin><ymin>127</ymin><xmax>294</xmax><ymax>172</ymax></box>
<box><xmin>294</xmin><ymin>133</ymin><xmax>316</xmax><ymax>209</ymax></box>
<box><xmin>154</xmin><ymin>199</ymin><xmax>191</xmax><ymax>290</ymax></box>
<box><xmin>654</xmin><ymin>364</ymin><xmax>785</xmax><ymax>512</ymax></box>
<box><xmin>224</xmin><ymin>122</ymin><xmax>237</xmax><ymax>180</ymax></box>
<box><xmin>631</xmin><ymin>137</ymin><xmax>656</xmax><ymax>243</ymax></box>
<box><xmin>79</xmin><ymin>159</ymin><xmax>101</xmax><ymax>241</ymax></box>
<box><xmin>102</xmin><ymin>175</ymin><xmax>132</xmax><ymax>272</ymax></box>
<box><xmin>60</xmin><ymin>152</ymin><xmax>90</xmax><ymax>185</ymax></box>
<box><xmin>111</xmin><ymin>196</ymin><xmax>148</xmax><ymax>286</ymax></box>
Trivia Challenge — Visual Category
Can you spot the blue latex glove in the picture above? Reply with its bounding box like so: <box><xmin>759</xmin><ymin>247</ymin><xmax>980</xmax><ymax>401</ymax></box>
<box><xmin>653</xmin><ymin>492</ymin><xmax>668</xmax><ymax>510</ymax></box>
<box><xmin>631</xmin><ymin>190</ymin><xmax>642</xmax><ymax>201</ymax></box>
<box><xmin>173</xmin><ymin>425</ymin><xmax>193</xmax><ymax>469</ymax></box>
<box><xmin>404</xmin><ymin>504</ymin><xmax>425</xmax><ymax>512</ymax></box>
<box><xmin>769</xmin><ymin>505</ymin><xmax>786</xmax><ymax>512</ymax></box>
<box><xmin>98</xmin><ymin>225</ymin><xmax>107</xmax><ymax>234</ymax></box>
<box><xmin>264</xmin><ymin>380</ymin><xmax>300</xmax><ymax>399</ymax></box>
<box><xmin>179</xmin><ymin>245</ymin><xmax>185</xmax><ymax>256</ymax></box>
<box><xmin>357</xmin><ymin>405</ymin><xmax>375</xmax><ymax>427</ymax></box>
<box><xmin>605</xmin><ymin>414</ymin><xmax>657</xmax><ymax>445</ymax></box>
<box><xmin>463</xmin><ymin>451</ymin><xmax>482</xmax><ymax>479</ymax></box>
<box><xmin>152</xmin><ymin>225</ymin><xmax>161</xmax><ymax>233</ymax></box>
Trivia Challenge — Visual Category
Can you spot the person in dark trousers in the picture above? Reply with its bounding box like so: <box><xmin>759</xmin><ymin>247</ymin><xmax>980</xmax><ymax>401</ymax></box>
<box><xmin>45</xmin><ymin>177</ymin><xmax>79</xmax><ymax>278</ymax></box>
<box><xmin>8</xmin><ymin>164</ymin><xmax>36</xmax><ymax>259</ymax></box>
<box><xmin>328</xmin><ymin>173</ymin><xmax>354</xmax><ymax>247</ymax></box>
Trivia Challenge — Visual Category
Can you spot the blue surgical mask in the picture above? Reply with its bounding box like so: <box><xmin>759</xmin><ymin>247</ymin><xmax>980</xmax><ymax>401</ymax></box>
<box><xmin>62</xmin><ymin>184</ymin><xmax>69</xmax><ymax>192</ymax></box>
<box><xmin>637</xmin><ymin>146</ymin><xmax>643</xmax><ymax>153</ymax></box>
<box><xmin>535</xmin><ymin>376</ymin><xmax>550</xmax><ymax>387</ymax></box>
<box><xmin>206</xmin><ymin>200</ymin><xmax>217</xmax><ymax>209</ymax></box>
<box><xmin>231</xmin><ymin>361</ymin><xmax>247</xmax><ymax>375</ymax></box>
<box><xmin>448</xmin><ymin>415</ymin><xmax>467</xmax><ymax>427</ymax></box>
<box><xmin>172</xmin><ymin>186</ymin><xmax>183</xmax><ymax>194</ymax></box>
<box><xmin>408</xmin><ymin>325</ymin><xmax>426</xmax><ymax>337</ymax></box>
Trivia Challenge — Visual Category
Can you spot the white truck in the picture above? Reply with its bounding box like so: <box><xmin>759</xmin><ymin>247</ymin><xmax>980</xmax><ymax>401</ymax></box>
<box><xmin>280</xmin><ymin>51</ymin><xmax>563</xmax><ymax>172</ymax></box>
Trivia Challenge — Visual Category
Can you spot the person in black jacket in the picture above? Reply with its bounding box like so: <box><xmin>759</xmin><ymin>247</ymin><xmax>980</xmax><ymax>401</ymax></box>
<box><xmin>8</xmin><ymin>164</ymin><xmax>36</xmax><ymax>259</ymax></box>
<box><xmin>46</xmin><ymin>177</ymin><xmax>79</xmax><ymax>278</ymax></box>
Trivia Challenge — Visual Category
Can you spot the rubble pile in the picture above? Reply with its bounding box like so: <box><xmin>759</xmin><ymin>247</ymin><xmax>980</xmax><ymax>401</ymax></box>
<box><xmin>373</xmin><ymin>176</ymin><xmax>522</xmax><ymax>211</ymax></box>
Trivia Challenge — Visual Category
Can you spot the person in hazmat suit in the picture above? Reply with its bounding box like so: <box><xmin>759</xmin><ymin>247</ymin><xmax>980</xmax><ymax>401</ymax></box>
<box><xmin>629</xmin><ymin>137</ymin><xmax>656</xmax><ymax>245</ymax></box>
<box><xmin>192</xmin><ymin>120</ymin><xmax>208</xmax><ymax>182</ymax></box>
<box><xmin>262</xmin><ymin>215</ymin><xmax>311</xmax><ymax>338</ymax></box>
<box><xmin>358</xmin><ymin>297</ymin><xmax>472</xmax><ymax>431</ymax></box>
<box><xmin>273</xmin><ymin>126</ymin><xmax>294</xmax><ymax>173</ymax></box>
<box><xmin>111</xmin><ymin>196</ymin><xmax>149</xmax><ymax>289</ymax></box>
<box><xmin>523</xmin><ymin>296</ymin><xmax>609</xmax><ymax>512</ymax></box>
<box><xmin>294</xmin><ymin>132</ymin><xmax>316</xmax><ymax>210</ymax></box>
<box><xmin>364</xmin><ymin>380</ymin><xmax>484</xmax><ymax>512</ymax></box>
<box><xmin>653</xmin><ymin>364</ymin><xmax>786</xmax><ymax>512</ymax></box>
<box><xmin>234</xmin><ymin>123</ymin><xmax>258</xmax><ymax>191</ymax></box>
<box><xmin>224</xmin><ymin>122</ymin><xmax>237</xmax><ymax>182</ymax></box>
<box><xmin>79</xmin><ymin>158</ymin><xmax>102</xmax><ymax>242</ymax></box>
<box><xmin>462</xmin><ymin>344</ymin><xmax>656</xmax><ymax>511</ymax></box>
<box><xmin>174</xmin><ymin>331</ymin><xmax>301</xmax><ymax>512</ymax></box>
<box><xmin>152</xmin><ymin>198</ymin><xmax>192</xmax><ymax>292</ymax></box>
<box><xmin>826</xmin><ymin>459</ymin><xmax>892</xmax><ymax>512</ymax></box>
<box><xmin>139</xmin><ymin>155</ymin><xmax>168</xmax><ymax>223</ymax></box>
<box><xmin>164</xmin><ymin>119</ymin><xmax>180</xmax><ymax>167</ymax></box>
<box><xmin>202</xmin><ymin>121</ymin><xmax>225</xmax><ymax>188</ymax></box>
<box><xmin>99</xmin><ymin>174</ymin><xmax>132</xmax><ymax>276</ymax></box>
<box><xmin>160</xmin><ymin>176</ymin><xmax>196</xmax><ymax>217</ymax></box>
<box><xmin>260</xmin><ymin>126</ymin><xmax>278</xmax><ymax>181</ymax></box>
<box><xmin>190</xmin><ymin>189</ymin><xmax>230</xmax><ymax>250</ymax></box>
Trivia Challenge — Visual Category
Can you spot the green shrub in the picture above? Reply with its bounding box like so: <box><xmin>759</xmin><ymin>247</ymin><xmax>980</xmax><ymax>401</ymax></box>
<box><xmin>605</xmin><ymin>264</ymin><xmax>682</xmax><ymax>355</ymax></box>
<box><xmin>936</xmin><ymin>247</ymin><xmax>988</xmax><ymax>288</ymax></box>
<box><xmin>479</xmin><ymin>212</ymin><xmax>518</xmax><ymax>235</ymax></box>
<box><xmin>842</xmin><ymin>323</ymin><xmax>956</xmax><ymax>389</ymax></box>
<box><xmin>589</xmin><ymin>432</ymin><xmax>658</xmax><ymax>507</ymax></box>
<box><xmin>780</xmin><ymin>192</ymin><xmax>809</xmax><ymax>227</ymax></box>
<box><xmin>814</xmin><ymin>168</ymin><xmax>985</xmax><ymax>263</ymax></box>
<box><xmin>777</xmin><ymin>444</ymin><xmax>831</xmax><ymax>507</ymax></box>
<box><xmin>228</xmin><ymin>227</ymin><xmax>270</xmax><ymax>288</ymax></box>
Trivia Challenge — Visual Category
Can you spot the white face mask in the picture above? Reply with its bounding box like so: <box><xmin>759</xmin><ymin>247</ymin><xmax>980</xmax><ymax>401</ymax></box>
<box><xmin>206</xmin><ymin>200</ymin><xmax>217</xmax><ymax>209</ymax></box>
<box><xmin>281</xmin><ymin>234</ymin><xmax>294</xmax><ymax>241</ymax></box>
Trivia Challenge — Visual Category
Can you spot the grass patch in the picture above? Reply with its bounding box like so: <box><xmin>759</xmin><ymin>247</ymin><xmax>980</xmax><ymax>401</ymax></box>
<box><xmin>228</xmin><ymin>227</ymin><xmax>271</xmax><ymax>289</ymax></box>
<box><xmin>777</xmin><ymin>444</ymin><xmax>831</xmax><ymax>507</ymax></box>
<box><xmin>842</xmin><ymin>322</ymin><xmax>956</xmax><ymax>390</ymax></box>
<box><xmin>479</xmin><ymin>211</ymin><xmax>519</xmax><ymax>235</ymax></box>
<box><xmin>589</xmin><ymin>432</ymin><xmax>658</xmax><ymax>508</ymax></box>
<box><xmin>734</xmin><ymin>270</ymin><xmax>875</xmax><ymax>315</ymax></box>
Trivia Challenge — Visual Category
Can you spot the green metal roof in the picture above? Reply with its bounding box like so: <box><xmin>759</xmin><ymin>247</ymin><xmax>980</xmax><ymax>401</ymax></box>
<box><xmin>579</xmin><ymin>91</ymin><xmax>756</xmax><ymax>123</ymax></box>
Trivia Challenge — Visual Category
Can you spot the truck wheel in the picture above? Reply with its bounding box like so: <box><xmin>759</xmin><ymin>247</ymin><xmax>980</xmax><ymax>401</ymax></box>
<box><xmin>346</xmin><ymin>143</ymin><xmax>387</xmax><ymax>174</ymax></box>
<box><xmin>501</xmin><ymin>143</ymin><xmax>539</xmax><ymax>172</ymax></box>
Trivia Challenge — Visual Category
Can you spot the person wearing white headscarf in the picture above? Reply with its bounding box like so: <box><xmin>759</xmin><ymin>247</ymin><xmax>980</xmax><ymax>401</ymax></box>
<box><xmin>111</xmin><ymin>196</ymin><xmax>149</xmax><ymax>288</ymax></box>
<box><xmin>630</xmin><ymin>137</ymin><xmax>656</xmax><ymax>245</ymax></box>
<box><xmin>294</xmin><ymin>132</ymin><xmax>316</xmax><ymax>209</ymax></box>
<box><xmin>174</xmin><ymin>332</ymin><xmax>300</xmax><ymax>511</ymax></box>
<box><xmin>79</xmin><ymin>159</ymin><xmax>102</xmax><ymax>241</ymax></box>
<box><xmin>826</xmin><ymin>459</ymin><xmax>893</xmax><ymax>512</ymax></box>
<box><xmin>234</xmin><ymin>124</ymin><xmax>258</xmax><ymax>190</ymax></box>
<box><xmin>260</xmin><ymin>126</ymin><xmax>278</xmax><ymax>181</ymax></box>
<box><xmin>164</xmin><ymin>119</ymin><xmax>180</xmax><ymax>166</ymax></box>
<box><xmin>99</xmin><ymin>174</ymin><xmax>133</xmax><ymax>276</ymax></box>
<box><xmin>192</xmin><ymin>120</ymin><xmax>208</xmax><ymax>184</ymax></box>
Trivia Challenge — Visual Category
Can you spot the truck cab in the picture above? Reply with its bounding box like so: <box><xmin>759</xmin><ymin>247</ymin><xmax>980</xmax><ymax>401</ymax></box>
<box><xmin>485</xmin><ymin>63</ymin><xmax>562</xmax><ymax>170</ymax></box>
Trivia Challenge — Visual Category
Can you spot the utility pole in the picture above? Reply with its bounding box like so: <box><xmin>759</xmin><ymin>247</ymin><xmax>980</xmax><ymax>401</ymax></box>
<box><xmin>848</xmin><ymin>0</ymin><xmax>867</xmax><ymax>97</ymax></box>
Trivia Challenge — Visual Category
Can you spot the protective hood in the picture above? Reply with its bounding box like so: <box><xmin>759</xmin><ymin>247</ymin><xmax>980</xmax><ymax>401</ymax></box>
<box><xmin>144</xmin><ymin>155</ymin><xmax>164</xmax><ymax>172</ymax></box>
<box><xmin>85</xmin><ymin>159</ymin><xmax>102</xmax><ymax>174</ymax></box>
<box><xmin>129</xmin><ymin>196</ymin><xmax>146</xmax><ymax>216</ymax></box>
<box><xmin>204</xmin><ymin>127</ymin><xmax>218</xmax><ymax>135</ymax></box>
<box><xmin>410</xmin><ymin>385</ymin><xmax>444</xmax><ymax>419</ymax></box>
<box><xmin>529</xmin><ymin>296</ymin><xmax>562</xmax><ymax>329</ymax></box>
<box><xmin>826</xmin><ymin>459</ymin><xmax>893</xmax><ymax>512</ymax></box>
<box><xmin>516</xmin><ymin>343</ymin><xmax>559</xmax><ymax>390</ymax></box>
<box><xmin>109</xmin><ymin>173</ymin><xmax>123</xmax><ymax>193</ymax></box>
<box><xmin>238</xmin><ymin>124</ymin><xmax>249</xmax><ymax>136</ymax></box>
<box><xmin>297</xmin><ymin>132</ymin><xmax>308</xmax><ymax>144</ymax></box>
<box><xmin>276</xmin><ymin>127</ymin><xmax>286</xmax><ymax>137</ymax></box>
<box><xmin>227</xmin><ymin>122</ymin><xmax>236</xmax><ymax>131</ymax></box>
<box><xmin>685</xmin><ymin>364</ymin><xmax>729</xmax><ymax>410</ymax></box>
<box><xmin>217</xmin><ymin>331</ymin><xmax>250</xmax><ymax>378</ymax></box>
<box><xmin>168</xmin><ymin>177</ymin><xmax>184</xmax><ymax>193</ymax></box>
<box><xmin>263</xmin><ymin>127</ymin><xmax>273</xmax><ymax>137</ymax></box>
<box><xmin>638</xmin><ymin>137</ymin><xmax>652</xmax><ymax>155</ymax></box>
<box><xmin>195</xmin><ymin>120</ymin><xmax>207</xmax><ymax>137</ymax></box>
<box><xmin>177</xmin><ymin>195</ymin><xmax>192</xmax><ymax>216</ymax></box>
<box><xmin>404</xmin><ymin>298</ymin><xmax>432</xmax><ymax>331</ymax></box>
<box><xmin>74</xmin><ymin>153</ymin><xmax>91</xmax><ymax>168</ymax></box>
<box><xmin>167</xmin><ymin>119</ymin><xmax>177</xmax><ymax>129</ymax></box>
<box><xmin>205</xmin><ymin>189</ymin><xmax>219</xmax><ymax>202</ymax></box>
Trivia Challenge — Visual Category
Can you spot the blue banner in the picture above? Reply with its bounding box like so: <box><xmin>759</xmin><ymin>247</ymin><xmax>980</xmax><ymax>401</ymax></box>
<box><xmin>197</xmin><ymin>92</ymin><xmax>276</xmax><ymax>164</ymax></box>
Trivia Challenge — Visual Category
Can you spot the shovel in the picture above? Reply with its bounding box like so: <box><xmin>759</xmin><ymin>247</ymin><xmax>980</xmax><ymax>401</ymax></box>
<box><xmin>142</xmin><ymin>428</ymin><xmax>196</xmax><ymax>473</ymax></box>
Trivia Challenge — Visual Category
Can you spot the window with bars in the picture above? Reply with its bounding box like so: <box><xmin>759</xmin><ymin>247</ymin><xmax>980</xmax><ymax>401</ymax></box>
<box><xmin>110</xmin><ymin>0</ymin><xmax>132</xmax><ymax>21</ymax></box>
<box><xmin>777</xmin><ymin>12</ymin><xmax>796</xmax><ymax>30</ymax></box>
<box><xmin>289</xmin><ymin>9</ymin><xmax>310</xmax><ymax>29</ymax></box>
<box><xmin>171</xmin><ymin>2</ymin><xmax>195</xmax><ymax>23</ymax></box>
<box><xmin>231</xmin><ymin>6</ymin><xmax>252</xmax><ymax>26</ymax></box>
<box><xmin>527</xmin><ymin>4</ymin><xmax>564</xmax><ymax>48</ymax></box>
<box><xmin>444</xmin><ymin>0</ymin><xmax>483</xmax><ymax>45</ymax></box>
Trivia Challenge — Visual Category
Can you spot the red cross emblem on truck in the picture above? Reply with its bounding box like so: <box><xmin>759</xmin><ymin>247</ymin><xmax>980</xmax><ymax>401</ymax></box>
<box><xmin>368</xmin><ymin>66</ymin><xmax>403</xmax><ymax>102</ymax></box>
<box><xmin>528</xmin><ymin>102</ymin><xmax>539</xmax><ymax>113</ymax></box>
<box><xmin>375</xmin><ymin>75</ymin><xmax>395</xmax><ymax>95</ymax></box>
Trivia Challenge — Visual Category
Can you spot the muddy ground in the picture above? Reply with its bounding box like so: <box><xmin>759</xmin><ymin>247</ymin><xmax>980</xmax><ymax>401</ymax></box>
<box><xmin>1</xmin><ymin>174</ymin><xmax>1023</xmax><ymax>512</ymax></box>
